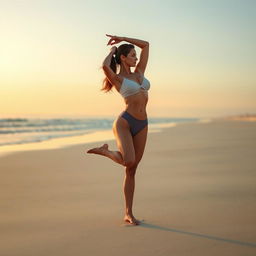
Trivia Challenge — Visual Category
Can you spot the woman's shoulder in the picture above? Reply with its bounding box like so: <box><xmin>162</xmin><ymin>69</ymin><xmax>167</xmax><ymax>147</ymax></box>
<box><xmin>117</xmin><ymin>72</ymin><xmax>144</xmax><ymax>81</ymax></box>
<box><xmin>134</xmin><ymin>69</ymin><xmax>145</xmax><ymax>77</ymax></box>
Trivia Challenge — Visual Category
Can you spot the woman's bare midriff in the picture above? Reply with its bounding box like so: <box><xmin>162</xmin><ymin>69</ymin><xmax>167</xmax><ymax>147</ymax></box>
<box><xmin>123</xmin><ymin>90</ymin><xmax>148</xmax><ymax>120</ymax></box>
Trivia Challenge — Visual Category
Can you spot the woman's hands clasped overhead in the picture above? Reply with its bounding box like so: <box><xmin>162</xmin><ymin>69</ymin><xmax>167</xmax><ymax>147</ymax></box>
<box><xmin>106</xmin><ymin>34</ymin><xmax>124</xmax><ymax>46</ymax></box>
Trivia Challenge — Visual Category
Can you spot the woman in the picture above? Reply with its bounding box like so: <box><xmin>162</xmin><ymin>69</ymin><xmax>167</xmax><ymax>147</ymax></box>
<box><xmin>87</xmin><ymin>34</ymin><xmax>150</xmax><ymax>225</ymax></box>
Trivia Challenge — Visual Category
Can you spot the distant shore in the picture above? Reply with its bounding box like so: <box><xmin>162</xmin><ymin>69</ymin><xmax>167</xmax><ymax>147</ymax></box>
<box><xmin>214</xmin><ymin>114</ymin><xmax>256</xmax><ymax>122</ymax></box>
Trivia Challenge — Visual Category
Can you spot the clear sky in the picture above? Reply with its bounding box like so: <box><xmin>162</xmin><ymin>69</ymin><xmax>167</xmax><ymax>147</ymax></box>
<box><xmin>1</xmin><ymin>0</ymin><xmax>255</xmax><ymax>118</ymax></box>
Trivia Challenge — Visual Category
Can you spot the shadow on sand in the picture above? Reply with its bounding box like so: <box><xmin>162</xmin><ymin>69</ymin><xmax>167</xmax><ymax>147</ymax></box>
<box><xmin>138</xmin><ymin>221</ymin><xmax>256</xmax><ymax>248</ymax></box>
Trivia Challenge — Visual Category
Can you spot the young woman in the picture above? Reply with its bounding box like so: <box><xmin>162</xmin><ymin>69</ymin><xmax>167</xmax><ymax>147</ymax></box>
<box><xmin>87</xmin><ymin>34</ymin><xmax>150</xmax><ymax>225</ymax></box>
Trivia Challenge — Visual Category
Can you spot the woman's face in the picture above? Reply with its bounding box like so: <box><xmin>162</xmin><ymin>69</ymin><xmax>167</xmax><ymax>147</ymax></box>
<box><xmin>122</xmin><ymin>49</ymin><xmax>138</xmax><ymax>67</ymax></box>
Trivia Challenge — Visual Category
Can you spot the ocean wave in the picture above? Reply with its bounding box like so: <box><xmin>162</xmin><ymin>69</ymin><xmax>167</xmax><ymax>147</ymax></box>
<box><xmin>0</xmin><ymin>117</ymin><xmax>200</xmax><ymax>147</ymax></box>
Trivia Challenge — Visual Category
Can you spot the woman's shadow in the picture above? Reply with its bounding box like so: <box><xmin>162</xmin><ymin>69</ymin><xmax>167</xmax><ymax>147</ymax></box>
<box><xmin>133</xmin><ymin>221</ymin><xmax>256</xmax><ymax>248</ymax></box>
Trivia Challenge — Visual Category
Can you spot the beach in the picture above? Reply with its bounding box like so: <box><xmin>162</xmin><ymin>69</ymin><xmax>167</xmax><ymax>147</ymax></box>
<box><xmin>0</xmin><ymin>119</ymin><xmax>256</xmax><ymax>255</ymax></box>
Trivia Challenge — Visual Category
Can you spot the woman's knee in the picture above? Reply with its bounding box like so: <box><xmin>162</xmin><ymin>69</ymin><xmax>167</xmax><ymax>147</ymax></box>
<box><xmin>122</xmin><ymin>150</ymin><xmax>136</xmax><ymax>168</ymax></box>
<box><xmin>123</xmin><ymin>158</ymin><xmax>136</xmax><ymax>168</ymax></box>
<box><xmin>125</xmin><ymin>163</ymin><xmax>138</xmax><ymax>176</ymax></box>
<box><xmin>123</xmin><ymin>155</ymin><xmax>142</xmax><ymax>168</ymax></box>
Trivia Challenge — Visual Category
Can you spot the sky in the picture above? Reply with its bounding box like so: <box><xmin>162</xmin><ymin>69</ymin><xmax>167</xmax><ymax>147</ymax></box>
<box><xmin>1</xmin><ymin>0</ymin><xmax>255</xmax><ymax>118</ymax></box>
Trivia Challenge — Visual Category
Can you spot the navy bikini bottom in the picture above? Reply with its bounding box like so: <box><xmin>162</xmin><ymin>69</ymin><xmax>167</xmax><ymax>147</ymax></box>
<box><xmin>121</xmin><ymin>111</ymin><xmax>148</xmax><ymax>137</ymax></box>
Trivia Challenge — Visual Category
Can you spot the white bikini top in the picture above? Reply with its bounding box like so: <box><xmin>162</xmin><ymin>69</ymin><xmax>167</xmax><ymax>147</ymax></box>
<box><xmin>119</xmin><ymin>76</ymin><xmax>151</xmax><ymax>98</ymax></box>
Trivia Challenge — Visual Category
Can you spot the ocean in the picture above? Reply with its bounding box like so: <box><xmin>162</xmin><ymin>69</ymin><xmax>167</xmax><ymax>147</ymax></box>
<box><xmin>0</xmin><ymin>116</ymin><xmax>204</xmax><ymax>147</ymax></box>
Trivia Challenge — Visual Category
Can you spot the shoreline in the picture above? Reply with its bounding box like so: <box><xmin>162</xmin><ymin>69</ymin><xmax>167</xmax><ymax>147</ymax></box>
<box><xmin>0</xmin><ymin>120</ymin><xmax>202</xmax><ymax>158</ymax></box>
<box><xmin>1</xmin><ymin>115</ymin><xmax>254</xmax><ymax>158</ymax></box>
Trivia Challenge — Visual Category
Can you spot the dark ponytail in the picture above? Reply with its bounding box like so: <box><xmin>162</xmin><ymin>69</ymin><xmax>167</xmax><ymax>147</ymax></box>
<box><xmin>101</xmin><ymin>52</ymin><xmax>117</xmax><ymax>92</ymax></box>
<box><xmin>101</xmin><ymin>44</ymin><xmax>134</xmax><ymax>92</ymax></box>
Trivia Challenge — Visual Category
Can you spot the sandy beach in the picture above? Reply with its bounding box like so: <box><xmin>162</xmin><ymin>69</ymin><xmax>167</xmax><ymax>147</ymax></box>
<box><xmin>0</xmin><ymin>119</ymin><xmax>256</xmax><ymax>255</ymax></box>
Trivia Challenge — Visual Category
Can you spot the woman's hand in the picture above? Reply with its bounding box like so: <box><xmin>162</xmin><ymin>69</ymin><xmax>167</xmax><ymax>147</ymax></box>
<box><xmin>106</xmin><ymin>34</ymin><xmax>124</xmax><ymax>45</ymax></box>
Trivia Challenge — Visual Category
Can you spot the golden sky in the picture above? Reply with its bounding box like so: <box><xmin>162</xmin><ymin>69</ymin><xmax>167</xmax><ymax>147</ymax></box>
<box><xmin>1</xmin><ymin>0</ymin><xmax>255</xmax><ymax>118</ymax></box>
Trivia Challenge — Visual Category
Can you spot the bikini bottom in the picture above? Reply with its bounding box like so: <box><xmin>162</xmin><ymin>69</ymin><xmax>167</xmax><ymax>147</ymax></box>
<box><xmin>121</xmin><ymin>111</ymin><xmax>148</xmax><ymax>137</ymax></box>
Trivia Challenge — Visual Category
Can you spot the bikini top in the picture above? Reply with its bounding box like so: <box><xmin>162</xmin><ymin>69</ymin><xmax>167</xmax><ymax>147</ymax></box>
<box><xmin>119</xmin><ymin>75</ymin><xmax>151</xmax><ymax>98</ymax></box>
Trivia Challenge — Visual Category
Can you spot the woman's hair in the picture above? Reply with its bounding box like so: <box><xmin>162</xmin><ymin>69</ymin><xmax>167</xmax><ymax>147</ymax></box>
<box><xmin>101</xmin><ymin>44</ymin><xmax>135</xmax><ymax>92</ymax></box>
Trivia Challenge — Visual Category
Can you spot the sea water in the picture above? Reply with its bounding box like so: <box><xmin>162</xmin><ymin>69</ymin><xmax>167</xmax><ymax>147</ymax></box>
<box><xmin>0</xmin><ymin>116</ymin><xmax>205</xmax><ymax>147</ymax></box>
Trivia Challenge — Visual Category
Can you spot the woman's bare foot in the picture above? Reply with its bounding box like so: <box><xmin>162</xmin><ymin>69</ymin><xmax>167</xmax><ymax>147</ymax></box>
<box><xmin>87</xmin><ymin>144</ymin><xmax>109</xmax><ymax>156</ymax></box>
<box><xmin>124</xmin><ymin>214</ymin><xmax>140</xmax><ymax>225</ymax></box>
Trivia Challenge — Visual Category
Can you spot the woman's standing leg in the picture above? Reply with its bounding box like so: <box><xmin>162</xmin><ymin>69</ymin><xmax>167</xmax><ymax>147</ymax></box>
<box><xmin>123</xmin><ymin>125</ymin><xmax>148</xmax><ymax>225</ymax></box>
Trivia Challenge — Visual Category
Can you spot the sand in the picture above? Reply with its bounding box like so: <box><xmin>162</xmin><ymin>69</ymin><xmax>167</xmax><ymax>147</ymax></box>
<box><xmin>0</xmin><ymin>120</ymin><xmax>256</xmax><ymax>256</ymax></box>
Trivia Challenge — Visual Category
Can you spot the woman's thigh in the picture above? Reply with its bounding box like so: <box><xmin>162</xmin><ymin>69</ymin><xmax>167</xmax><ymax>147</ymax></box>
<box><xmin>113</xmin><ymin>116</ymin><xmax>135</xmax><ymax>165</ymax></box>
<box><xmin>133</xmin><ymin>125</ymin><xmax>148</xmax><ymax>165</ymax></box>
